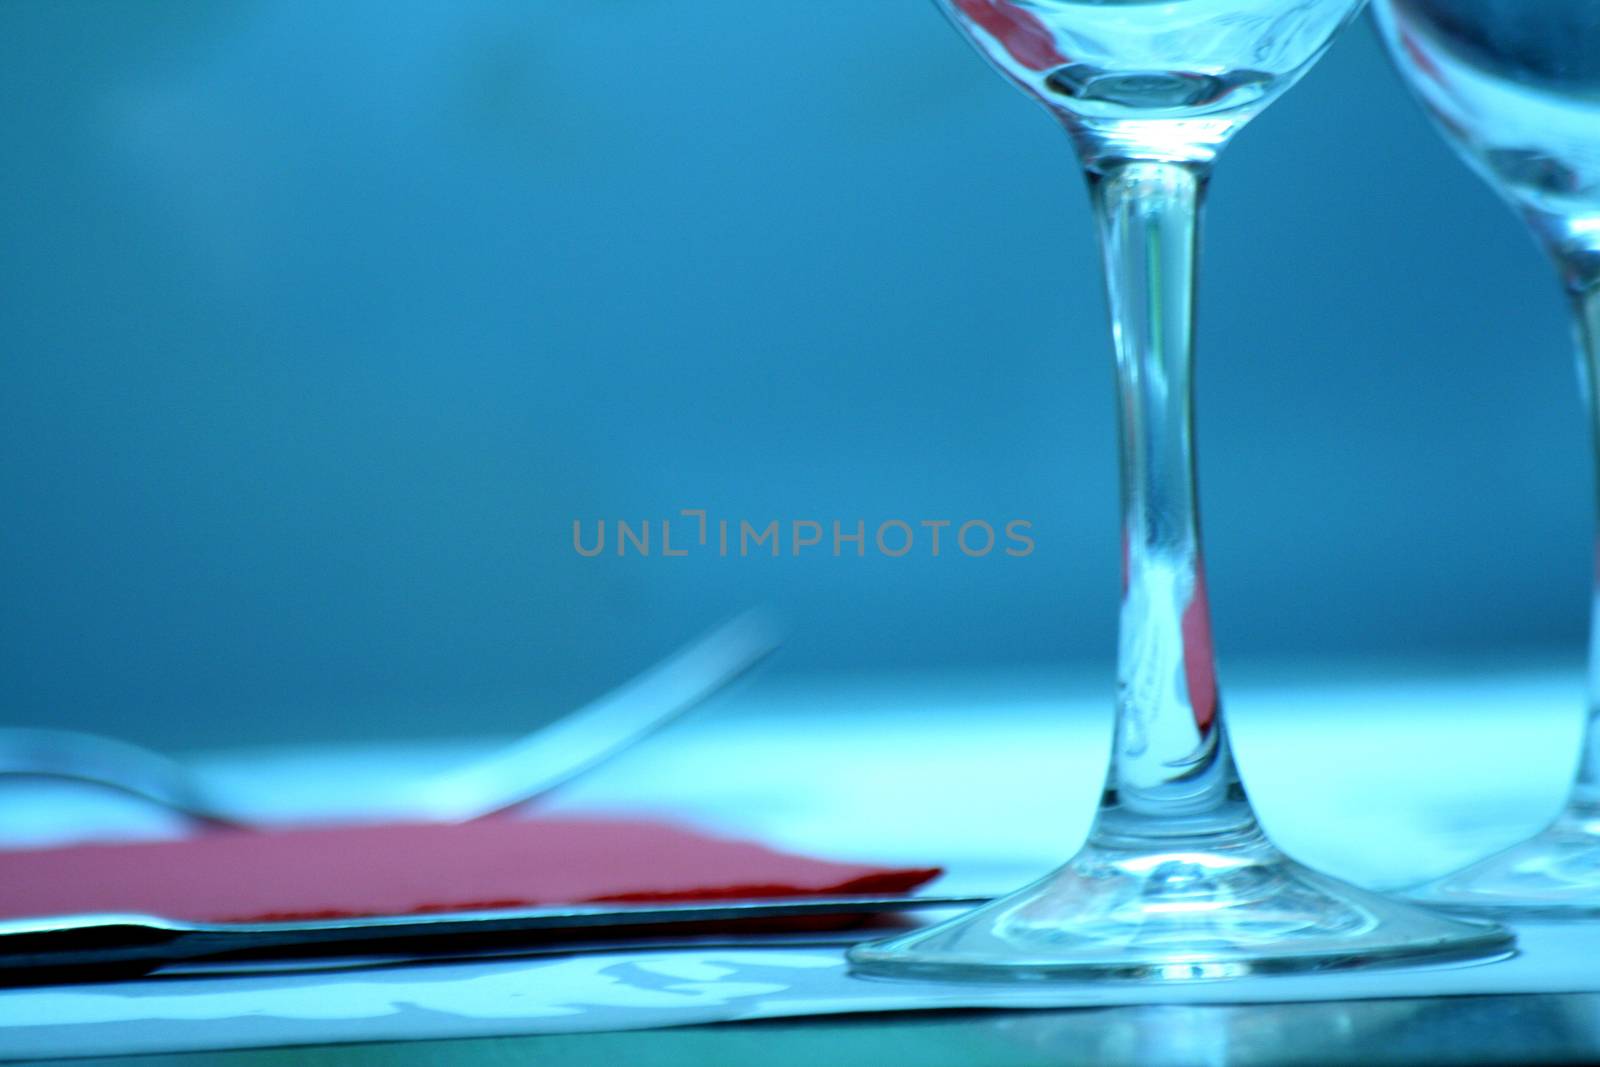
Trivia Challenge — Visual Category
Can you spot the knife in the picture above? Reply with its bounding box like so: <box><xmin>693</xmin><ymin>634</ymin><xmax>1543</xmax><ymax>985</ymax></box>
<box><xmin>0</xmin><ymin>894</ymin><xmax>990</xmax><ymax>982</ymax></box>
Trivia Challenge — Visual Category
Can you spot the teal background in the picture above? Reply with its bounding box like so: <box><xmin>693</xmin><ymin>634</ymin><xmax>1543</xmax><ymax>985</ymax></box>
<box><xmin>0</xmin><ymin>2</ymin><xmax>1584</xmax><ymax>749</ymax></box>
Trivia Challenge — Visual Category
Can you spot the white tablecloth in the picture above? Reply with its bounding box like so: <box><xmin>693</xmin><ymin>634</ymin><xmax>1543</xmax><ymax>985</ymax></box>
<box><xmin>0</xmin><ymin>660</ymin><xmax>1590</xmax><ymax>1059</ymax></box>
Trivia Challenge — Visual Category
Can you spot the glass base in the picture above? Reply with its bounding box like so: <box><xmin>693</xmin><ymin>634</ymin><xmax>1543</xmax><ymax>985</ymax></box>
<box><xmin>1407</xmin><ymin>802</ymin><xmax>1600</xmax><ymax>918</ymax></box>
<box><xmin>848</xmin><ymin>824</ymin><xmax>1511</xmax><ymax>982</ymax></box>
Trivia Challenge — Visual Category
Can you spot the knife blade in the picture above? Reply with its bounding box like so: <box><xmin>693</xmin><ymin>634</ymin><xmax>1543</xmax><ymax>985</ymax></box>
<box><xmin>0</xmin><ymin>893</ymin><xmax>990</xmax><ymax>981</ymax></box>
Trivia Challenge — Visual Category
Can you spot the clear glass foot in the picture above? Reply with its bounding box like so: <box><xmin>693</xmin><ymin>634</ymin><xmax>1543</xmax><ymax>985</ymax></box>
<box><xmin>1408</xmin><ymin>801</ymin><xmax>1600</xmax><ymax>918</ymax></box>
<box><xmin>848</xmin><ymin>824</ymin><xmax>1511</xmax><ymax>982</ymax></box>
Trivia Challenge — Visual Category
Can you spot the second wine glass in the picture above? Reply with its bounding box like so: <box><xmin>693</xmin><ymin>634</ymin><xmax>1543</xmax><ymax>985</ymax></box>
<box><xmin>1372</xmin><ymin>0</ymin><xmax>1600</xmax><ymax>917</ymax></box>
<box><xmin>847</xmin><ymin>0</ymin><xmax>1511</xmax><ymax>982</ymax></box>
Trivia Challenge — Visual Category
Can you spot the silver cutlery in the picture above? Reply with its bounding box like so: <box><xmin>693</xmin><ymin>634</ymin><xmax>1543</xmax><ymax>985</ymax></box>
<box><xmin>0</xmin><ymin>610</ymin><xmax>781</xmax><ymax>827</ymax></box>
<box><xmin>0</xmin><ymin>893</ymin><xmax>990</xmax><ymax>979</ymax></box>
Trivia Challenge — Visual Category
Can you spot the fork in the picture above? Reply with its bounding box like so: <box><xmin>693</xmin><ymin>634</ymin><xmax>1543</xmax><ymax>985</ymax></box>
<box><xmin>0</xmin><ymin>610</ymin><xmax>781</xmax><ymax>827</ymax></box>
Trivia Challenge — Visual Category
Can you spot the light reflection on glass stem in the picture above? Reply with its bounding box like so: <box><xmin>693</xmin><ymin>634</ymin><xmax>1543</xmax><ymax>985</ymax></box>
<box><xmin>1575</xmin><ymin>279</ymin><xmax>1600</xmax><ymax>805</ymax></box>
<box><xmin>1090</xmin><ymin>160</ymin><xmax>1244</xmax><ymax>839</ymax></box>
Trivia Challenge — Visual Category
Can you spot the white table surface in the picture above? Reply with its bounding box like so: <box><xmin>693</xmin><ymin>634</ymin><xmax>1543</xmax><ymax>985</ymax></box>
<box><xmin>0</xmin><ymin>659</ymin><xmax>1592</xmax><ymax>1060</ymax></box>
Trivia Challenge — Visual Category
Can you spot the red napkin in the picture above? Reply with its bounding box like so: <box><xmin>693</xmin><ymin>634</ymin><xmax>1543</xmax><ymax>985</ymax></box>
<box><xmin>0</xmin><ymin>816</ymin><xmax>941</xmax><ymax>924</ymax></box>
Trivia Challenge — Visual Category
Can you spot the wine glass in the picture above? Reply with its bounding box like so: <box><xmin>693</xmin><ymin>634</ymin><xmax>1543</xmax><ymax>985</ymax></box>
<box><xmin>847</xmin><ymin>0</ymin><xmax>1512</xmax><ymax>981</ymax></box>
<box><xmin>1371</xmin><ymin>0</ymin><xmax>1600</xmax><ymax>916</ymax></box>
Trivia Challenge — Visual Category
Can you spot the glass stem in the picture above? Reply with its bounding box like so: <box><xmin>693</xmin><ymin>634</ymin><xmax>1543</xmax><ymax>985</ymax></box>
<box><xmin>1572</xmin><ymin>279</ymin><xmax>1600</xmax><ymax>807</ymax></box>
<box><xmin>1087</xmin><ymin>160</ymin><xmax>1250</xmax><ymax>843</ymax></box>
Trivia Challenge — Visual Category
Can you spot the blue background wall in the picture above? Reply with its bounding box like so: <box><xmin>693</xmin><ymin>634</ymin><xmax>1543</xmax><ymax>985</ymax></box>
<box><xmin>0</xmin><ymin>2</ymin><xmax>1585</xmax><ymax>749</ymax></box>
